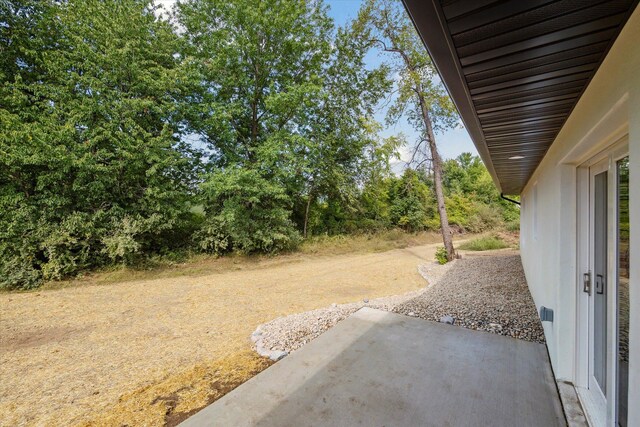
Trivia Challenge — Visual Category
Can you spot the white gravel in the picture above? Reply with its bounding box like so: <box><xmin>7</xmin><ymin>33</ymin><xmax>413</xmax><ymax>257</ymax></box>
<box><xmin>253</xmin><ymin>252</ymin><xmax>545</xmax><ymax>358</ymax></box>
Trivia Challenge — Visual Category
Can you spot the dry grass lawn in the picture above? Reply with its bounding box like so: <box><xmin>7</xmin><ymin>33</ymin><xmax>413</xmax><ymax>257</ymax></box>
<box><xmin>1</xmin><ymin>232</ymin><xmax>464</xmax><ymax>426</ymax></box>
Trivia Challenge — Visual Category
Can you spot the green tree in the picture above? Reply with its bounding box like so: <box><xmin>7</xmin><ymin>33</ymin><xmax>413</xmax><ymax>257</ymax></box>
<box><xmin>291</xmin><ymin>22</ymin><xmax>392</xmax><ymax>237</ymax></box>
<box><xmin>179</xmin><ymin>0</ymin><xmax>332</xmax><ymax>241</ymax></box>
<box><xmin>359</xmin><ymin>0</ymin><xmax>460</xmax><ymax>260</ymax></box>
<box><xmin>443</xmin><ymin>153</ymin><xmax>495</xmax><ymax>203</ymax></box>
<box><xmin>177</xmin><ymin>0</ymin><xmax>333</xmax><ymax>167</ymax></box>
<box><xmin>179</xmin><ymin>0</ymin><xmax>392</xmax><ymax>239</ymax></box>
<box><xmin>442</xmin><ymin>153</ymin><xmax>520</xmax><ymax>230</ymax></box>
<box><xmin>197</xmin><ymin>169</ymin><xmax>300</xmax><ymax>254</ymax></box>
<box><xmin>357</xmin><ymin>131</ymin><xmax>402</xmax><ymax>231</ymax></box>
<box><xmin>388</xmin><ymin>169</ymin><xmax>433</xmax><ymax>232</ymax></box>
<box><xmin>0</xmin><ymin>0</ymin><xmax>200</xmax><ymax>288</ymax></box>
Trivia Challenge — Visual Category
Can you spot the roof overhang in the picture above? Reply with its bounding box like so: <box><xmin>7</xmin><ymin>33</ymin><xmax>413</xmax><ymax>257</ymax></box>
<box><xmin>402</xmin><ymin>0</ymin><xmax>638</xmax><ymax>194</ymax></box>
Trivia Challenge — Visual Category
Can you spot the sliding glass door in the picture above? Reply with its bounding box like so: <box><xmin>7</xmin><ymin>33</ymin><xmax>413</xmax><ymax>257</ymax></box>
<box><xmin>578</xmin><ymin>141</ymin><xmax>628</xmax><ymax>427</ymax></box>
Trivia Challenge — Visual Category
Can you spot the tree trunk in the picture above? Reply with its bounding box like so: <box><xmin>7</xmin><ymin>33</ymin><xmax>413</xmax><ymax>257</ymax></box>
<box><xmin>303</xmin><ymin>190</ymin><xmax>313</xmax><ymax>238</ymax></box>
<box><xmin>373</xmin><ymin>28</ymin><xmax>456</xmax><ymax>261</ymax></box>
<box><xmin>418</xmin><ymin>93</ymin><xmax>455</xmax><ymax>261</ymax></box>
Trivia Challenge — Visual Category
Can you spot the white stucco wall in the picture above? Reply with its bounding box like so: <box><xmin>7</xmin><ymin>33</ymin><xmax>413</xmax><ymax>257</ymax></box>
<box><xmin>519</xmin><ymin>6</ymin><xmax>639</xmax><ymax>424</ymax></box>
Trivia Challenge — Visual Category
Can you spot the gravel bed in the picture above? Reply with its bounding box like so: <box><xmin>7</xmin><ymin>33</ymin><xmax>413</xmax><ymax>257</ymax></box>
<box><xmin>253</xmin><ymin>252</ymin><xmax>545</xmax><ymax>359</ymax></box>
<box><xmin>394</xmin><ymin>253</ymin><xmax>545</xmax><ymax>343</ymax></box>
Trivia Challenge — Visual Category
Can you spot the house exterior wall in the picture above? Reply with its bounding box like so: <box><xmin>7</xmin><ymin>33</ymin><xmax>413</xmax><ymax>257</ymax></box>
<box><xmin>519</xmin><ymin>6</ymin><xmax>640</xmax><ymax>425</ymax></box>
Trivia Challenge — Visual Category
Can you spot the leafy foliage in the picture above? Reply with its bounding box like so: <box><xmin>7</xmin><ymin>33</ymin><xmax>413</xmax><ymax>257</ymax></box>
<box><xmin>388</xmin><ymin>169</ymin><xmax>433</xmax><ymax>232</ymax></box>
<box><xmin>197</xmin><ymin>169</ymin><xmax>300</xmax><ymax>255</ymax></box>
<box><xmin>177</xmin><ymin>0</ymin><xmax>333</xmax><ymax>167</ymax></box>
<box><xmin>0</xmin><ymin>0</ymin><xmax>200</xmax><ymax>288</ymax></box>
<box><xmin>178</xmin><ymin>0</ymin><xmax>393</xmax><ymax>239</ymax></box>
<box><xmin>458</xmin><ymin>236</ymin><xmax>509</xmax><ymax>251</ymax></box>
<box><xmin>357</xmin><ymin>0</ymin><xmax>459</xmax><ymax>260</ymax></box>
<box><xmin>442</xmin><ymin>154</ymin><xmax>520</xmax><ymax>231</ymax></box>
<box><xmin>435</xmin><ymin>247</ymin><xmax>448</xmax><ymax>265</ymax></box>
<box><xmin>0</xmin><ymin>0</ymin><xmax>518</xmax><ymax>289</ymax></box>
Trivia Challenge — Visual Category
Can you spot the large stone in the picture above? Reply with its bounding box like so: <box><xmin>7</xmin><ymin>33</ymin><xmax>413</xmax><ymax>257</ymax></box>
<box><xmin>440</xmin><ymin>315</ymin><xmax>455</xmax><ymax>325</ymax></box>
<box><xmin>488</xmin><ymin>323</ymin><xmax>503</xmax><ymax>331</ymax></box>
<box><xmin>269</xmin><ymin>350</ymin><xmax>288</xmax><ymax>361</ymax></box>
<box><xmin>251</xmin><ymin>329</ymin><xmax>263</xmax><ymax>343</ymax></box>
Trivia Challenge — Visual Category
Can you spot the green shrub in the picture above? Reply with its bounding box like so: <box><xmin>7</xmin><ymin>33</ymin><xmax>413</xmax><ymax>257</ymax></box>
<box><xmin>466</xmin><ymin>203</ymin><xmax>503</xmax><ymax>233</ymax></box>
<box><xmin>197</xmin><ymin>169</ymin><xmax>301</xmax><ymax>255</ymax></box>
<box><xmin>505</xmin><ymin>220</ymin><xmax>520</xmax><ymax>232</ymax></box>
<box><xmin>458</xmin><ymin>236</ymin><xmax>509</xmax><ymax>251</ymax></box>
<box><xmin>0</xmin><ymin>254</ymin><xmax>43</xmax><ymax>291</ymax></box>
<box><xmin>388</xmin><ymin>170</ymin><xmax>432</xmax><ymax>232</ymax></box>
<box><xmin>40</xmin><ymin>212</ymin><xmax>98</xmax><ymax>280</ymax></box>
<box><xmin>443</xmin><ymin>193</ymin><xmax>474</xmax><ymax>230</ymax></box>
<box><xmin>435</xmin><ymin>246</ymin><xmax>448</xmax><ymax>264</ymax></box>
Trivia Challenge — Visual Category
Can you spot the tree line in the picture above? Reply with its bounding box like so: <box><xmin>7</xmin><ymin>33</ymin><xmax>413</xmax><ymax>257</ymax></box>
<box><xmin>0</xmin><ymin>0</ymin><xmax>518</xmax><ymax>289</ymax></box>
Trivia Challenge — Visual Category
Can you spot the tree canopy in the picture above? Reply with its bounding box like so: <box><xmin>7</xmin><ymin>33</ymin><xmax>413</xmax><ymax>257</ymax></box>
<box><xmin>0</xmin><ymin>0</ymin><xmax>518</xmax><ymax>289</ymax></box>
<box><xmin>1</xmin><ymin>0</ymin><xmax>200</xmax><ymax>287</ymax></box>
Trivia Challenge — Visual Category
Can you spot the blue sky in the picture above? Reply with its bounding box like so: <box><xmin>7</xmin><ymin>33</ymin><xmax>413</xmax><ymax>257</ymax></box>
<box><xmin>156</xmin><ymin>0</ymin><xmax>477</xmax><ymax>163</ymax></box>
<box><xmin>324</xmin><ymin>0</ymin><xmax>477</xmax><ymax>164</ymax></box>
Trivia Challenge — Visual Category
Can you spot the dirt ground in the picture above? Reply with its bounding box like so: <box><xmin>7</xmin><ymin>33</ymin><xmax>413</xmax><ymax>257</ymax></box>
<box><xmin>0</xmin><ymin>240</ymin><xmax>453</xmax><ymax>426</ymax></box>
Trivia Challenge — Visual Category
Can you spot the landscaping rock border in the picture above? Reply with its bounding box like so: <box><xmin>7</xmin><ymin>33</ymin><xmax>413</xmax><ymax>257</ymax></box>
<box><xmin>252</xmin><ymin>252</ymin><xmax>546</xmax><ymax>359</ymax></box>
<box><xmin>252</xmin><ymin>261</ymin><xmax>453</xmax><ymax>356</ymax></box>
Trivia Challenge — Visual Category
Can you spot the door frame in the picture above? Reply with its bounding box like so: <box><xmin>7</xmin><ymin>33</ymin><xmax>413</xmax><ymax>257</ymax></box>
<box><xmin>575</xmin><ymin>136</ymin><xmax>628</xmax><ymax>427</ymax></box>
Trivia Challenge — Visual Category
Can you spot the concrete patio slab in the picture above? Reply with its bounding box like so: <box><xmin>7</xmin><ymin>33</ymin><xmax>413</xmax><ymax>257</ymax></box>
<box><xmin>181</xmin><ymin>308</ymin><xmax>565</xmax><ymax>427</ymax></box>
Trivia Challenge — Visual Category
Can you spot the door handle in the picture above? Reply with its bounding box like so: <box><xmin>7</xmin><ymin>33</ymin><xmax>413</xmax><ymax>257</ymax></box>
<box><xmin>583</xmin><ymin>271</ymin><xmax>591</xmax><ymax>295</ymax></box>
<box><xmin>596</xmin><ymin>274</ymin><xmax>605</xmax><ymax>295</ymax></box>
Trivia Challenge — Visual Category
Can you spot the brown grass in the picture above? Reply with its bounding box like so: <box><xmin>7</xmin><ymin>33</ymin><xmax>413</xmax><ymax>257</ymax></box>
<box><xmin>77</xmin><ymin>351</ymin><xmax>272</xmax><ymax>427</ymax></box>
<box><xmin>38</xmin><ymin>230</ymin><xmax>444</xmax><ymax>292</ymax></box>
<box><xmin>0</xmin><ymin>232</ymin><xmax>466</xmax><ymax>427</ymax></box>
<box><xmin>298</xmin><ymin>230</ymin><xmax>443</xmax><ymax>255</ymax></box>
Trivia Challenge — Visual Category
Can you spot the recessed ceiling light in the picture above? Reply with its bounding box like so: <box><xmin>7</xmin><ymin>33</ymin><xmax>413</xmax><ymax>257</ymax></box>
<box><xmin>509</xmin><ymin>155</ymin><xmax>525</xmax><ymax>160</ymax></box>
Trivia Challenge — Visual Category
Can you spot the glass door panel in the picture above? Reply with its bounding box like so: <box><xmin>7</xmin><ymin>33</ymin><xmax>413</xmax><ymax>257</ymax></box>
<box><xmin>593</xmin><ymin>171</ymin><xmax>608</xmax><ymax>395</ymax></box>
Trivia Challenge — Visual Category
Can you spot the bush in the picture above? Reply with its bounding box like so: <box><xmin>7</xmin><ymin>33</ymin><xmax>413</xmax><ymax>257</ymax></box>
<box><xmin>101</xmin><ymin>214</ymin><xmax>163</xmax><ymax>265</ymax></box>
<box><xmin>197</xmin><ymin>169</ymin><xmax>301</xmax><ymax>255</ymax></box>
<box><xmin>0</xmin><ymin>208</ymin><xmax>104</xmax><ymax>289</ymax></box>
<box><xmin>388</xmin><ymin>170</ymin><xmax>432</xmax><ymax>232</ymax></box>
<box><xmin>40</xmin><ymin>212</ymin><xmax>99</xmax><ymax>280</ymax></box>
<box><xmin>0</xmin><ymin>0</ymin><xmax>201</xmax><ymax>290</ymax></box>
<box><xmin>505</xmin><ymin>220</ymin><xmax>520</xmax><ymax>232</ymax></box>
<box><xmin>435</xmin><ymin>246</ymin><xmax>448</xmax><ymax>264</ymax></box>
<box><xmin>466</xmin><ymin>203</ymin><xmax>503</xmax><ymax>233</ymax></box>
<box><xmin>0</xmin><ymin>254</ymin><xmax>43</xmax><ymax>291</ymax></box>
<box><xmin>443</xmin><ymin>193</ymin><xmax>474</xmax><ymax>230</ymax></box>
<box><xmin>458</xmin><ymin>235</ymin><xmax>509</xmax><ymax>251</ymax></box>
